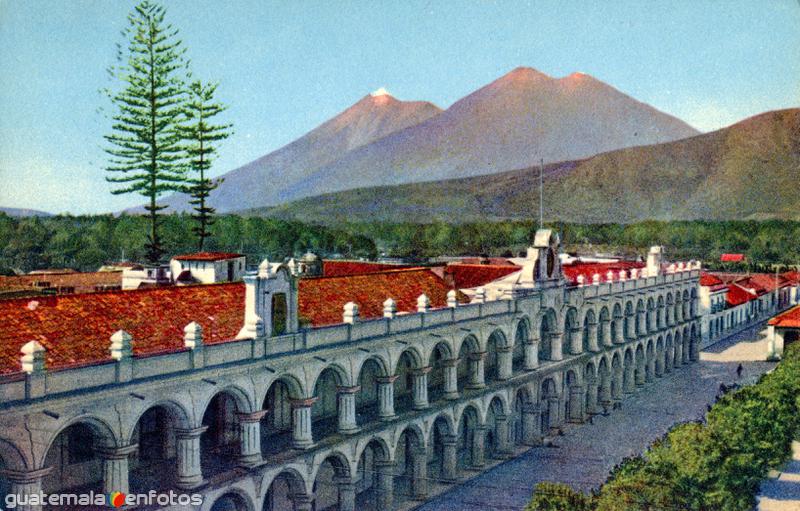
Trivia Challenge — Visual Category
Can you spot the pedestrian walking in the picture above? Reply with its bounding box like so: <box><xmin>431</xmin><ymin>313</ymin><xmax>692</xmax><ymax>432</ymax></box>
<box><xmin>736</xmin><ymin>363</ymin><xmax>743</xmax><ymax>378</ymax></box>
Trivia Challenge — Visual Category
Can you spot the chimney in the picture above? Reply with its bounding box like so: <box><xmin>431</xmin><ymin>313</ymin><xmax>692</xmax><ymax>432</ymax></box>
<box><xmin>343</xmin><ymin>302</ymin><xmax>359</xmax><ymax>324</ymax></box>
<box><xmin>647</xmin><ymin>246</ymin><xmax>663</xmax><ymax>276</ymax></box>
<box><xmin>383</xmin><ymin>298</ymin><xmax>397</xmax><ymax>319</ymax></box>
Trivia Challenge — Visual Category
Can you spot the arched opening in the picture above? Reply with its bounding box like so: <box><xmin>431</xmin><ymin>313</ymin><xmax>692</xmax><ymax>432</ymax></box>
<box><xmin>564</xmin><ymin>370</ymin><xmax>582</xmax><ymax>422</ymax></box>
<box><xmin>634</xmin><ymin>344</ymin><xmax>646</xmax><ymax>385</ymax></box>
<box><xmin>690</xmin><ymin>289</ymin><xmax>698</xmax><ymax>318</ymax></box>
<box><xmin>312</xmin><ymin>454</ymin><xmax>351</xmax><ymax>511</ymax></box>
<box><xmin>683</xmin><ymin>327</ymin><xmax>691</xmax><ymax>363</ymax></box>
<box><xmin>485</xmin><ymin>331</ymin><xmax>505</xmax><ymax>382</ymax></box>
<box><xmin>428</xmin><ymin>343</ymin><xmax>453</xmax><ymax>403</ymax></box>
<box><xmin>582</xmin><ymin>310</ymin><xmax>596</xmax><ymax>352</ymax></box>
<box><xmin>624</xmin><ymin>302</ymin><xmax>634</xmax><ymax>340</ymax></box>
<box><xmin>43</xmin><ymin>420</ymin><xmax>114</xmax><ymax>494</ymax></box>
<box><xmin>623</xmin><ymin>349</ymin><xmax>634</xmax><ymax>393</ymax></box>
<box><xmin>201</xmin><ymin>391</ymin><xmax>242</xmax><ymax>477</ymax></box>
<box><xmin>611</xmin><ymin>353</ymin><xmax>623</xmax><ymax>400</ymax></box>
<box><xmin>611</xmin><ymin>304</ymin><xmax>623</xmax><ymax>343</ymax></box>
<box><xmin>485</xmin><ymin>397</ymin><xmax>507</xmax><ymax>459</ymax></box>
<box><xmin>539</xmin><ymin>313</ymin><xmax>554</xmax><ymax>361</ymax></box>
<box><xmin>263</xmin><ymin>470</ymin><xmax>306</xmax><ymax>511</ymax></box>
<box><xmin>457</xmin><ymin>406</ymin><xmax>481</xmax><ymax>470</ymax></box>
<box><xmin>598</xmin><ymin>357</ymin><xmax>612</xmax><ymax>410</ymax></box>
<box><xmin>564</xmin><ymin>308</ymin><xmax>580</xmax><ymax>355</ymax></box>
<box><xmin>457</xmin><ymin>336</ymin><xmax>480</xmax><ymax>392</ymax></box>
<box><xmin>394</xmin><ymin>350</ymin><xmax>421</xmax><ymax>414</ymax></box>
<box><xmin>355</xmin><ymin>439</ymin><xmax>391</xmax><ymax>509</ymax></box>
<box><xmin>682</xmin><ymin>290</ymin><xmax>690</xmax><ymax>321</ymax></box>
<box><xmin>664</xmin><ymin>335</ymin><xmax>674</xmax><ymax>373</ymax></box>
<box><xmin>645</xmin><ymin>341</ymin><xmax>655</xmax><ymax>380</ymax></box>
<box><xmin>598</xmin><ymin>308</ymin><xmax>610</xmax><ymax>346</ymax></box>
<box><xmin>646</xmin><ymin>298</ymin><xmax>655</xmax><ymax>333</ymax></box>
<box><xmin>513</xmin><ymin>320</ymin><xmax>529</xmax><ymax>373</ymax></box>
<box><xmin>674</xmin><ymin>332</ymin><xmax>683</xmax><ymax>367</ymax></box>
<box><xmin>356</xmin><ymin>358</ymin><xmax>385</xmax><ymax>425</ymax></box>
<box><xmin>655</xmin><ymin>338</ymin><xmax>664</xmax><ymax>376</ymax></box>
<box><xmin>129</xmin><ymin>403</ymin><xmax>187</xmax><ymax>492</ymax></box>
<box><xmin>211</xmin><ymin>492</ymin><xmax>251</xmax><ymax>511</ymax></box>
<box><xmin>666</xmin><ymin>293</ymin><xmax>674</xmax><ymax>325</ymax></box>
<box><xmin>312</xmin><ymin>367</ymin><xmax>345</xmax><ymax>440</ymax></box>
<box><xmin>635</xmin><ymin>300</ymin><xmax>646</xmax><ymax>337</ymax></box>
<box><xmin>657</xmin><ymin>296</ymin><xmax>665</xmax><ymax>329</ymax></box>
<box><xmin>261</xmin><ymin>377</ymin><xmax>301</xmax><ymax>457</ymax></box>
<box><xmin>584</xmin><ymin>362</ymin><xmax>597</xmax><ymax>415</ymax></box>
<box><xmin>393</xmin><ymin>427</ymin><xmax>426</xmax><ymax>505</ymax></box>
<box><xmin>428</xmin><ymin>415</ymin><xmax>454</xmax><ymax>483</ymax></box>
<box><xmin>540</xmin><ymin>378</ymin><xmax>559</xmax><ymax>434</ymax></box>
<box><xmin>512</xmin><ymin>387</ymin><xmax>532</xmax><ymax>445</ymax></box>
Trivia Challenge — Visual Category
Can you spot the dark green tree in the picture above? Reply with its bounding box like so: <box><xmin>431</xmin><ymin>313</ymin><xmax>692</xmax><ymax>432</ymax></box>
<box><xmin>104</xmin><ymin>0</ymin><xmax>190</xmax><ymax>263</ymax></box>
<box><xmin>179</xmin><ymin>80</ymin><xmax>232</xmax><ymax>250</ymax></box>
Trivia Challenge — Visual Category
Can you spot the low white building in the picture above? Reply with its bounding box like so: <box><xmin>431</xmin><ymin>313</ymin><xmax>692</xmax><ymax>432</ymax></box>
<box><xmin>170</xmin><ymin>252</ymin><xmax>246</xmax><ymax>284</ymax></box>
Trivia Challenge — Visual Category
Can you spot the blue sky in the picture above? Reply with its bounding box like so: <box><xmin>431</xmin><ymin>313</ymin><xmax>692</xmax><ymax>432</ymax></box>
<box><xmin>1</xmin><ymin>0</ymin><xmax>798</xmax><ymax>214</ymax></box>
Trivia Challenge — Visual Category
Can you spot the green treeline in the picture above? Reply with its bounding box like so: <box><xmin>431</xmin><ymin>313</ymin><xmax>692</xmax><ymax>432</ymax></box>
<box><xmin>528</xmin><ymin>343</ymin><xmax>800</xmax><ymax>511</ymax></box>
<box><xmin>2</xmin><ymin>215</ymin><xmax>799</xmax><ymax>274</ymax></box>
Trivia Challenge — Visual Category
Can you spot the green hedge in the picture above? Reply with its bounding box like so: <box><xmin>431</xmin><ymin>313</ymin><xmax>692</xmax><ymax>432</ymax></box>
<box><xmin>528</xmin><ymin>343</ymin><xmax>800</xmax><ymax>511</ymax></box>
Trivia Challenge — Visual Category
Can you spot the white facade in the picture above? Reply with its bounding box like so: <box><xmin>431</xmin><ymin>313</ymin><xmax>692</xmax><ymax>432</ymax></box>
<box><xmin>170</xmin><ymin>255</ymin><xmax>246</xmax><ymax>284</ymax></box>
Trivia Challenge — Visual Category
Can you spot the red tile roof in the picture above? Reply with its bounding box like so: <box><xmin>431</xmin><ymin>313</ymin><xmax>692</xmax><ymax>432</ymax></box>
<box><xmin>561</xmin><ymin>261</ymin><xmax>645</xmax><ymax>285</ymax></box>
<box><xmin>721</xmin><ymin>253</ymin><xmax>745</xmax><ymax>262</ymax></box>
<box><xmin>699</xmin><ymin>272</ymin><xmax>728</xmax><ymax>292</ymax></box>
<box><xmin>0</xmin><ymin>283</ymin><xmax>245</xmax><ymax>376</ymax></box>
<box><xmin>726</xmin><ymin>283</ymin><xmax>756</xmax><ymax>307</ymax></box>
<box><xmin>0</xmin><ymin>271</ymin><xmax>123</xmax><ymax>297</ymax></box>
<box><xmin>783</xmin><ymin>271</ymin><xmax>800</xmax><ymax>285</ymax></box>
<box><xmin>444</xmin><ymin>264</ymin><xmax>521</xmax><ymax>289</ymax></box>
<box><xmin>458</xmin><ymin>257</ymin><xmax>517</xmax><ymax>266</ymax></box>
<box><xmin>769</xmin><ymin>304</ymin><xmax>800</xmax><ymax>328</ymax></box>
<box><xmin>322</xmin><ymin>260</ymin><xmax>417</xmax><ymax>277</ymax></box>
<box><xmin>299</xmin><ymin>268</ymin><xmax>467</xmax><ymax>327</ymax></box>
<box><xmin>173</xmin><ymin>252</ymin><xmax>244</xmax><ymax>261</ymax></box>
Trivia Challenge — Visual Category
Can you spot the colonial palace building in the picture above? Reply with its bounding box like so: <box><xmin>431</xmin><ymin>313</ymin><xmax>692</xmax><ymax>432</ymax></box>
<box><xmin>0</xmin><ymin>230</ymin><xmax>727</xmax><ymax>511</ymax></box>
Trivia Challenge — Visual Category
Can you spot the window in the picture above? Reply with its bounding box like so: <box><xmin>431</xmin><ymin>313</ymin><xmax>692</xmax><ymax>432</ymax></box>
<box><xmin>272</xmin><ymin>293</ymin><xmax>287</xmax><ymax>336</ymax></box>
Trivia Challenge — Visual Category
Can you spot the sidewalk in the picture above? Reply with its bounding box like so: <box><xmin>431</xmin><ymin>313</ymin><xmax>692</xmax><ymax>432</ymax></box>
<box><xmin>758</xmin><ymin>441</ymin><xmax>800</xmax><ymax>511</ymax></box>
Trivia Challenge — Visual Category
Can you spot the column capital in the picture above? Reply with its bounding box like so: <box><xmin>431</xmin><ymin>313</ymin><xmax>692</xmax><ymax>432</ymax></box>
<box><xmin>290</xmin><ymin>397</ymin><xmax>319</xmax><ymax>408</ymax></box>
<box><xmin>0</xmin><ymin>467</ymin><xmax>53</xmax><ymax>483</ymax></box>
<box><xmin>96</xmin><ymin>444</ymin><xmax>138</xmax><ymax>459</ymax></box>
<box><xmin>376</xmin><ymin>375</ymin><xmax>399</xmax><ymax>384</ymax></box>
<box><xmin>176</xmin><ymin>426</ymin><xmax>208</xmax><ymax>439</ymax></box>
<box><xmin>412</xmin><ymin>366</ymin><xmax>432</xmax><ymax>376</ymax></box>
<box><xmin>237</xmin><ymin>409</ymin><xmax>269</xmax><ymax>422</ymax></box>
<box><xmin>337</xmin><ymin>385</ymin><xmax>361</xmax><ymax>394</ymax></box>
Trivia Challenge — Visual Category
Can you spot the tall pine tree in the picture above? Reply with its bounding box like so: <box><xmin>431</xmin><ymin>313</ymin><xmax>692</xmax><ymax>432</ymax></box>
<box><xmin>180</xmin><ymin>81</ymin><xmax>232</xmax><ymax>251</ymax></box>
<box><xmin>104</xmin><ymin>0</ymin><xmax>189</xmax><ymax>263</ymax></box>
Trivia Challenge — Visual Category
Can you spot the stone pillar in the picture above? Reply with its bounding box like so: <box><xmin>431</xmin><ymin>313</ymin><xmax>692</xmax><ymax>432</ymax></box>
<box><xmin>612</xmin><ymin>370</ymin><xmax>623</xmax><ymax>401</ymax></box>
<box><xmin>674</xmin><ymin>343</ymin><xmax>683</xmax><ymax>368</ymax></box>
<box><xmin>646</xmin><ymin>355</ymin><xmax>656</xmax><ymax>382</ymax></box>
<box><xmin>599</xmin><ymin>376</ymin><xmax>612</xmax><ymax>413</ymax></box>
<box><xmin>523</xmin><ymin>340</ymin><xmax>539</xmax><ymax>370</ymax></box>
<box><xmin>587</xmin><ymin>321</ymin><xmax>599</xmax><ymax>352</ymax></box>
<box><xmin>337</xmin><ymin>386</ymin><xmax>361</xmax><ymax>434</ymax></box>
<box><xmin>496</xmin><ymin>346</ymin><xmax>513</xmax><ymax>380</ymax></box>
<box><xmin>521</xmin><ymin>404</ymin><xmax>543</xmax><ymax>446</ymax></box>
<box><xmin>624</xmin><ymin>364</ymin><xmax>636</xmax><ymax>393</ymax></box>
<box><xmin>470</xmin><ymin>426</ymin><xmax>487</xmax><ymax>469</ymax></box>
<box><xmin>549</xmin><ymin>332</ymin><xmax>563</xmax><ymax>361</ymax></box>
<box><xmin>237</xmin><ymin>410</ymin><xmax>267</xmax><ymax>466</ymax></box>
<box><xmin>97</xmin><ymin>444</ymin><xmax>138</xmax><ymax>494</ymax></box>
<box><xmin>625</xmin><ymin>315</ymin><xmax>636</xmax><ymax>340</ymax></box>
<box><xmin>412</xmin><ymin>367</ymin><xmax>431</xmax><ymax>410</ymax></box>
<box><xmin>411</xmin><ymin>447</ymin><xmax>428</xmax><ymax>500</ymax></box>
<box><xmin>175</xmin><ymin>427</ymin><xmax>206</xmax><ymax>489</ymax></box>
<box><xmin>292</xmin><ymin>494</ymin><xmax>314</xmax><ymax>511</ymax></box>
<box><xmin>442</xmin><ymin>359</ymin><xmax>460</xmax><ymax>399</ymax></box>
<box><xmin>585</xmin><ymin>380</ymin><xmax>599</xmax><ymax>415</ymax></box>
<box><xmin>637</xmin><ymin>311</ymin><xmax>647</xmax><ymax>336</ymax></box>
<box><xmin>291</xmin><ymin>398</ymin><xmax>316</xmax><ymax>449</ymax></box>
<box><xmin>466</xmin><ymin>352</ymin><xmax>486</xmax><ymax>390</ymax></box>
<box><xmin>375</xmin><ymin>461</ymin><xmax>395</xmax><ymax>509</ymax></box>
<box><xmin>614</xmin><ymin>319</ymin><xmax>625</xmax><ymax>344</ymax></box>
<box><xmin>601</xmin><ymin>321</ymin><xmax>613</xmax><ymax>347</ymax></box>
<box><xmin>335</xmin><ymin>477</ymin><xmax>357</xmax><ymax>511</ymax></box>
<box><xmin>2</xmin><ymin>468</ymin><xmax>52</xmax><ymax>511</ymax></box>
<box><xmin>377</xmin><ymin>375</ymin><xmax>398</xmax><ymax>420</ymax></box>
<box><xmin>494</xmin><ymin>415</ymin><xmax>512</xmax><ymax>457</ymax></box>
<box><xmin>569</xmin><ymin>327</ymin><xmax>583</xmax><ymax>354</ymax></box>
<box><xmin>568</xmin><ymin>385</ymin><xmax>585</xmax><ymax>423</ymax></box>
<box><xmin>635</xmin><ymin>363</ymin><xmax>646</xmax><ymax>386</ymax></box>
<box><xmin>547</xmin><ymin>397</ymin><xmax>561</xmax><ymax>431</ymax></box>
<box><xmin>441</xmin><ymin>434</ymin><xmax>459</xmax><ymax>481</ymax></box>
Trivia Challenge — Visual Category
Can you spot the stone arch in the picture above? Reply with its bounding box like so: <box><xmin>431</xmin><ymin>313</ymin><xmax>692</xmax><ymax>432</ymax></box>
<box><xmin>624</xmin><ymin>301</ymin><xmax>635</xmax><ymax>341</ymax></box>
<box><xmin>634</xmin><ymin>343</ymin><xmax>646</xmax><ymax>385</ymax></box>
<box><xmin>42</xmin><ymin>415</ymin><xmax>119</xmax><ymax>494</ymax></box>
<box><xmin>657</xmin><ymin>295</ymin><xmax>665</xmax><ymax>329</ymax></box>
<box><xmin>674</xmin><ymin>330</ymin><xmax>683</xmax><ymax>367</ymax></box>
<box><xmin>682</xmin><ymin>289</ymin><xmax>691</xmax><ymax>321</ymax></box>
<box><xmin>511</xmin><ymin>386</ymin><xmax>533</xmax><ymax>446</ymax></box>
<box><xmin>262</xmin><ymin>375</ymin><xmax>305</xmax><ymax>457</ymax></box>
<box><xmin>666</xmin><ymin>292</ymin><xmax>674</xmax><ymax>325</ymax></box>
<box><xmin>597</xmin><ymin>356</ymin><xmax>612</xmax><ymax>411</ymax></box>
<box><xmin>312</xmin><ymin>451</ymin><xmax>352</xmax><ymax>511</ymax></box>
<box><xmin>513</xmin><ymin>316</ymin><xmax>532</xmax><ymax>373</ymax></box>
<box><xmin>582</xmin><ymin>308</ymin><xmax>597</xmax><ymax>353</ymax></box>
<box><xmin>611</xmin><ymin>303</ymin><xmax>623</xmax><ymax>343</ymax></box>
<box><xmin>262</xmin><ymin>468</ymin><xmax>308</xmax><ymax>511</ymax></box>
<box><xmin>598</xmin><ymin>307</ymin><xmax>611</xmax><ymax>346</ymax></box>
<box><xmin>356</xmin><ymin>357</ymin><xmax>389</xmax><ymax>425</ymax></box>
<box><xmin>584</xmin><ymin>360</ymin><xmax>598</xmax><ymax>415</ymax></box>
<box><xmin>655</xmin><ymin>337</ymin><xmax>665</xmax><ymax>376</ymax></box>
<box><xmin>646</xmin><ymin>297</ymin><xmax>655</xmax><ymax>332</ymax></box>
<box><xmin>690</xmin><ymin>288</ymin><xmax>698</xmax><ymax>318</ymax></box>
<box><xmin>664</xmin><ymin>334</ymin><xmax>674</xmax><ymax>373</ymax></box>
<box><xmin>540</xmin><ymin>378</ymin><xmax>559</xmax><ymax>434</ymax></box>
<box><xmin>485</xmin><ymin>329</ymin><xmax>508</xmax><ymax>382</ymax></box>
<box><xmin>623</xmin><ymin>347</ymin><xmax>635</xmax><ymax>393</ymax></box>
<box><xmin>485</xmin><ymin>396</ymin><xmax>509</xmax><ymax>460</ymax></box>
<box><xmin>610</xmin><ymin>351</ymin><xmax>623</xmax><ymax>400</ymax></box>
<box><xmin>538</xmin><ymin>309</ymin><xmax>559</xmax><ymax>361</ymax></box>
<box><xmin>201</xmin><ymin>389</ymin><xmax>250</xmax><ymax>477</ymax></box>
<box><xmin>690</xmin><ymin>323</ymin><xmax>699</xmax><ymax>361</ymax></box>
<box><xmin>209</xmin><ymin>490</ymin><xmax>255</xmax><ymax>511</ymax></box>
<box><xmin>457</xmin><ymin>334</ymin><xmax>481</xmax><ymax>392</ymax></box>
<box><xmin>682</xmin><ymin>326</ymin><xmax>691</xmax><ymax>363</ymax></box>
<box><xmin>457</xmin><ymin>405</ymin><xmax>483</xmax><ymax>471</ymax></box>
<box><xmin>354</xmin><ymin>437</ymin><xmax>392</xmax><ymax>508</ymax></box>
<box><xmin>393</xmin><ymin>424</ymin><xmax>427</xmax><ymax>505</ymax></box>
<box><xmin>429</xmin><ymin>341</ymin><xmax>454</xmax><ymax>403</ymax></box>
<box><xmin>635</xmin><ymin>299</ymin><xmax>646</xmax><ymax>337</ymax></box>
<box><xmin>127</xmin><ymin>400</ymin><xmax>192</xmax><ymax>492</ymax></box>
<box><xmin>564</xmin><ymin>369</ymin><xmax>583</xmax><ymax>423</ymax></box>
<box><xmin>564</xmin><ymin>307</ymin><xmax>581</xmax><ymax>355</ymax></box>
<box><xmin>428</xmin><ymin>413</ymin><xmax>457</xmax><ymax>483</ymax></box>
<box><xmin>312</xmin><ymin>366</ymin><xmax>349</xmax><ymax>440</ymax></box>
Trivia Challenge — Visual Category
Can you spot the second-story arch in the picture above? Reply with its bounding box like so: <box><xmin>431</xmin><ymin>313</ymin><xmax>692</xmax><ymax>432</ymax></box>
<box><xmin>538</xmin><ymin>309</ymin><xmax>559</xmax><ymax>362</ymax></box>
<box><xmin>485</xmin><ymin>329</ymin><xmax>508</xmax><ymax>382</ymax></box>
<box><xmin>564</xmin><ymin>307</ymin><xmax>581</xmax><ymax>355</ymax></box>
<box><xmin>429</xmin><ymin>341</ymin><xmax>456</xmax><ymax>403</ymax></box>
<box><xmin>311</xmin><ymin>365</ymin><xmax>351</xmax><ymax>441</ymax></box>
<box><xmin>457</xmin><ymin>335</ymin><xmax>483</xmax><ymax>392</ymax></box>
<box><xmin>512</xmin><ymin>317</ymin><xmax>531</xmax><ymax>373</ymax></box>
<box><xmin>261</xmin><ymin>374</ymin><xmax>305</xmax><ymax>457</ymax></box>
<box><xmin>356</xmin><ymin>356</ymin><xmax>390</xmax><ymax>425</ymax></box>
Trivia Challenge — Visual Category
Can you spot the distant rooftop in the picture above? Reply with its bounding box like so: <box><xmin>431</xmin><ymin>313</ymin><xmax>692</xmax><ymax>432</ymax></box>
<box><xmin>172</xmin><ymin>252</ymin><xmax>244</xmax><ymax>261</ymax></box>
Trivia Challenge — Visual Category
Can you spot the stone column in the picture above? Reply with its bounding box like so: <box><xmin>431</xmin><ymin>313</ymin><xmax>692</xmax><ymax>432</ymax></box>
<box><xmin>442</xmin><ymin>359</ymin><xmax>460</xmax><ymax>399</ymax></box>
<box><xmin>637</xmin><ymin>311</ymin><xmax>647</xmax><ymax>336</ymax></box>
<box><xmin>335</xmin><ymin>477</ymin><xmax>357</xmax><ymax>511</ymax></box>
<box><xmin>523</xmin><ymin>340</ymin><xmax>539</xmax><ymax>370</ymax></box>
<box><xmin>411</xmin><ymin>367</ymin><xmax>431</xmax><ymax>410</ymax></box>
<box><xmin>237</xmin><ymin>410</ymin><xmax>267</xmax><ymax>466</ymax></box>
<box><xmin>614</xmin><ymin>319</ymin><xmax>625</xmax><ymax>344</ymax></box>
<box><xmin>466</xmin><ymin>352</ymin><xmax>486</xmax><ymax>390</ymax></box>
<box><xmin>292</xmin><ymin>494</ymin><xmax>314</xmax><ymax>511</ymax></box>
<box><xmin>601</xmin><ymin>321</ymin><xmax>613</xmax><ymax>347</ymax></box>
<box><xmin>441</xmin><ymin>434</ymin><xmax>459</xmax><ymax>481</ymax></box>
<box><xmin>496</xmin><ymin>346</ymin><xmax>513</xmax><ymax>380</ymax></box>
<box><xmin>674</xmin><ymin>343</ymin><xmax>683</xmax><ymax>368</ymax></box>
<box><xmin>175</xmin><ymin>427</ymin><xmax>206</xmax><ymax>489</ymax></box>
<box><xmin>411</xmin><ymin>447</ymin><xmax>428</xmax><ymax>500</ymax></box>
<box><xmin>635</xmin><ymin>364</ymin><xmax>646</xmax><ymax>386</ymax></box>
<box><xmin>2</xmin><ymin>468</ymin><xmax>52</xmax><ymax>511</ymax></box>
<box><xmin>97</xmin><ymin>444</ymin><xmax>138</xmax><ymax>494</ymax></box>
<box><xmin>587</xmin><ymin>321</ymin><xmax>600</xmax><ymax>352</ymax></box>
<box><xmin>377</xmin><ymin>375</ymin><xmax>398</xmax><ymax>420</ymax></box>
<box><xmin>568</xmin><ymin>385</ymin><xmax>585</xmax><ymax>423</ymax></box>
<box><xmin>547</xmin><ymin>397</ymin><xmax>561</xmax><ymax>431</ymax></box>
<box><xmin>655</xmin><ymin>353</ymin><xmax>664</xmax><ymax>377</ymax></box>
<box><xmin>625</xmin><ymin>315</ymin><xmax>636</xmax><ymax>340</ymax></box>
<box><xmin>612</xmin><ymin>370</ymin><xmax>623</xmax><ymax>401</ymax></box>
<box><xmin>569</xmin><ymin>327</ymin><xmax>583</xmax><ymax>354</ymax></box>
<box><xmin>585</xmin><ymin>380</ymin><xmax>599</xmax><ymax>415</ymax></box>
<box><xmin>624</xmin><ymin>365</ymin><xmax>636</xmax><ymax>393</ymax></box>
<box><xmin>337</xmin><ymin>386</ymin><xmax>361</xmax><ymax>434</ymax></box>
<box><xmin>646</xmin><ymin>355</ymin><xmax>656</xmax><ymax>382</ymax></box>
<box><xmin>521</xmin><ymin>404</ymin><xmax>542</xmax><ymax>446</ymax></box>
<box><xmin>374</xmin><ymin>461</ymin><xmax>395</xmax><ymax>509</ymax></box>
<box><xmin>549</xmin><ymin>332</ymin><xmax>563</xmax><ymax>361</ymax></box>
<box><xmin>599</xmin><ymin>376</ymin><xmax>613</xmax><ymax>413</ymax></box>
<box><xmin>494</xmin><ymin>415</ymin><xmax>512</xmax><ymax>457</ymax></box>
<box><xmin>470</xmin><ymin>426</ymin><xmax>487</xmax><ymax>469</ymax></box>
<box><xmin>290</xmin><ymin>398</ymin><xmax>316</xmax><ymax>449</ymax></box>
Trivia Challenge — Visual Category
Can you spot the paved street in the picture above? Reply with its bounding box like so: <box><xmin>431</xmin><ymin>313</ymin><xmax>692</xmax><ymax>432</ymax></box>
<box><xmin>416</xmin><ymin>324</ymin><xmax>776</xmax><ymax>511</ymax></box>
<box><xmin>758</xmin><ymin>441</ymin><xmax>800</xmax><ymax>511</ymax></box>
